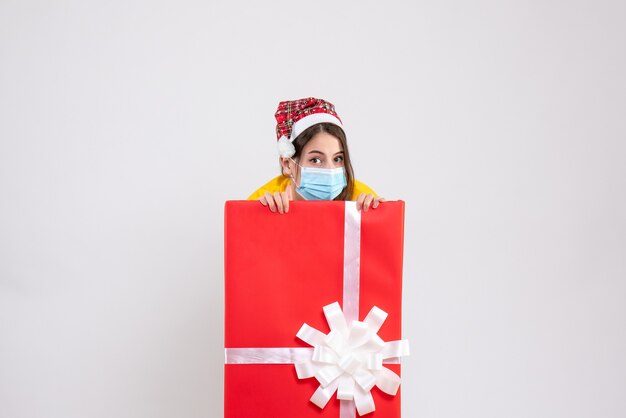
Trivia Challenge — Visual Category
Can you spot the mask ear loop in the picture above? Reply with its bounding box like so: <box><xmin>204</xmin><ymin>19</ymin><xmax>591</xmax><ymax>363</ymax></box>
<box><xmin>287</xmin><ymin>157</ymin><xmax>302</xmax><ymax>188</ymax></box>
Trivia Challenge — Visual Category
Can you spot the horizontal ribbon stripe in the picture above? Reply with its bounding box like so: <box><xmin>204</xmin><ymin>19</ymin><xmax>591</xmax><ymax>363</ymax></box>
<box><xmin>225</xmin><ymin>347</ymin><xmax>313</xmax><ymax>364</ymax></box>
<box><xmin>224</xmin><ymin>347</ymin><xmax>403</xmax><ymax>365</ymax></box>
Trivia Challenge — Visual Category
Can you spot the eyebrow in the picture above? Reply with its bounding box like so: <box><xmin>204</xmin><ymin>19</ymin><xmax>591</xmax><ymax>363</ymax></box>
<box><xmin>307</xmin><ymin>150</ymin><xmax>344</xmax><ymax>156</ymax></box>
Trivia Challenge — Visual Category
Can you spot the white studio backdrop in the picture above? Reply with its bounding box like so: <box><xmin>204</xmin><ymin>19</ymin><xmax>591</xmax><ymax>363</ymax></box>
<box><xmin>1</xmin><ymin>1</ymin><xmax>625</xmax><ymax>417</ymax></box>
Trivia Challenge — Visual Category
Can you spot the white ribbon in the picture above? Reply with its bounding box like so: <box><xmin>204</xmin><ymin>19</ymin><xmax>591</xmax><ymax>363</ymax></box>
<box><xmin>295</xmin><ymin>302</ymin><xmax>410</xmax><ymax>416</ymax></box>
<box><xmin>224</xmin><ymin>347</ymin><xmax>313</xmax><ymax>364</ymax></box>
<box><xmin>224</xmin><ymin>202</ymin><xmax>409</xmax><ymax>417</ymax></box>
<box><xmin>342</xmin><ymin>201</ymin><xmax>361</xmax><ymax>324</ymax></box>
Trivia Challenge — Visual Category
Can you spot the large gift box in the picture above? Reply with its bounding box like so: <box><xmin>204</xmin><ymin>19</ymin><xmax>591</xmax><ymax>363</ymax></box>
<box><xmin>224</xmin><ymin>200</ymin><xmax>409</xmax><ymax>418</ymax></box>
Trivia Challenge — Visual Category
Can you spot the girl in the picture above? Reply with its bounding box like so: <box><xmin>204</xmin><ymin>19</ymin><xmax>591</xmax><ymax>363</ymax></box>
<box><xmin>248</xmin><ymin>97</ymin><xmax>384</xmax><ymax>214</ymax></box>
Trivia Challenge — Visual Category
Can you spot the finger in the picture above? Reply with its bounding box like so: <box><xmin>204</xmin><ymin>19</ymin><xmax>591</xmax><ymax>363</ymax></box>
<box><xmin>281</xmin><ymin>191</ymin><xmax>290</xmax><ymax>213</ymax></box>
<box><xmin>273</xmin><ymin>192</ymin><xmax>284</xmax><ymax>214</ymax></box>
<box><xmin>372</xmin><ymin>196</ymin><xmax>385</xmax><ymax>209</ymax></box>
<box><xmin>356</xmin><ymin>193</ymin><xmax>366</xmax><ymax>211</ymax></box>
<box><xmin>259</xmin><ymin>196</ymin><xmax>268</xmax><ymax>206</ymax></box>
<box><xmin>264</xmin><ymin>192</ymin><xmax>276</xmax><ymax>213</ymax></box>
<box><xmin>363</xmin><ymin>193</ymin><xmax>375</xmax><ymax>212</ymax></box>
<box><xmin>286</xmin><ymin>186</ymin><xmax>293</xmax><ymax>201</ymax></box>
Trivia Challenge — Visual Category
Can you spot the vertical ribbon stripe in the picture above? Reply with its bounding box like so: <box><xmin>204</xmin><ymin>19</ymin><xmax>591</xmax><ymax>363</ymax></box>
<box><xmin>341</xmin><ymin>202</ymin><xmax>363</xmax><ymax>417</ymax></box>
<box><xmin>342</xmin><ymin>201</ymin><xmax>361</xmax><ymax>324</ymax></box>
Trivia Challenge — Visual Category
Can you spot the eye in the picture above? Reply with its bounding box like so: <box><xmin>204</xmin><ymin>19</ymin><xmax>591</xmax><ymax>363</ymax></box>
<box><xmin>309</xmin><ymin>157</ymin><xmax>322</xmax><ymax>164</ymax></box>
<box><xmin>334</xmin><ymin>155</ymin><xmax>344</xmax><ymax>163</ymax></box>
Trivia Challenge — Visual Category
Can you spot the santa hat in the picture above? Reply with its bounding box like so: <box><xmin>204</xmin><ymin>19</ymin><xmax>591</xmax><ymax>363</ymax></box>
<box><xmin>275</xmin><ymin>97</ymin><xmax>343</xmax><ymax>157</ymax></box>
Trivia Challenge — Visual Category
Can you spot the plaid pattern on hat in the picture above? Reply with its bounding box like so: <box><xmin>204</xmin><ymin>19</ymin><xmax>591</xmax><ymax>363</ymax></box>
<box><xmin>275</xmin><ymin>97</ymin><xmax>342</xmax><ymax>141</ymax></box>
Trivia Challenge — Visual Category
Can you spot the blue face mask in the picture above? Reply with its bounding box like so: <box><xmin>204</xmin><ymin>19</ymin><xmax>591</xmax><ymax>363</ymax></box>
<box><xmin>295</xmin><ymin>166</ymin><xmax>347</xmax><ymax>200</ymax></box>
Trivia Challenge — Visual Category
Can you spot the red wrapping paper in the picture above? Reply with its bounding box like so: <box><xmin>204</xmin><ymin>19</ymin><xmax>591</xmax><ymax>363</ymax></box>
<box><xmin>224</xmin><ymin>200</ymin><xmax>405</xmax><ymax>418</ymax></box>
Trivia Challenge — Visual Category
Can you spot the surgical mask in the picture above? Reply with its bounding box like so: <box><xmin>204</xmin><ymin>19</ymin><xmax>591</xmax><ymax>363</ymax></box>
<box><xmin>293</xmin><ymin>165</ymin><xmax>347</xmax><ymax>200</ymax></box>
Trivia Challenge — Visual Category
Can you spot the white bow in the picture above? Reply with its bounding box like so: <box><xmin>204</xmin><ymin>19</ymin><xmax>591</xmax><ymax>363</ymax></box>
<box><xmin>295</xmin><ymin>302</ymin><xmax>410</xmax><ymax>416</ymax></box>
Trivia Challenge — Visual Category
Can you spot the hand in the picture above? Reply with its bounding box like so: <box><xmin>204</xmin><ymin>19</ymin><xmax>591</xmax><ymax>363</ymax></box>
<box><xmin>356</xmin><ymin>193</ymin><xmax>385</xmax><ymax>212</ymax></box>
<box><xmin>260</xmin><ymin>189</ymin><xmax>293</xmax><ymax>214</ymax></box>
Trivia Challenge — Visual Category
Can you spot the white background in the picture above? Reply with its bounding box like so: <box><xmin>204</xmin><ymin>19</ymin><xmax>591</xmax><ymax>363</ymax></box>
<box><xmin>1</xmin><ymin>1</ymin><xmax>625</xmax><ymax>417</ymax></box>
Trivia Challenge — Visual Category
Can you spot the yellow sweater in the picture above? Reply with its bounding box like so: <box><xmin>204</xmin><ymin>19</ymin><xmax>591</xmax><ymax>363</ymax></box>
<box><xmin>247</xmin><ymin>175</ymin><xmax>377</xmax><ymax>200</ymax></box>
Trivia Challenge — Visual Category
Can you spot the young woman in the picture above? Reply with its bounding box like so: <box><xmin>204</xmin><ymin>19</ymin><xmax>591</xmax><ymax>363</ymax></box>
<box><xmin>248</xmin><ymin>97</ymin><xmax>384</xmax><ymax>214</ymax></box>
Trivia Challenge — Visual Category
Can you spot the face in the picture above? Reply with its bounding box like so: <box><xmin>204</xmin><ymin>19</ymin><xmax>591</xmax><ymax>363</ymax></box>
<box><xmin>282</xmin><ymin>132</ymin><xmax>344</xmax><ymax>184</ymax></box>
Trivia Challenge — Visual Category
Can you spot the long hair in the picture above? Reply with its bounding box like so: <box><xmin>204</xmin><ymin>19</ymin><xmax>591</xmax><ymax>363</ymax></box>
<box><xmin>286</xmin><ymin>123</ymin><xmax>355</xmax><ymax>201</ymax></box>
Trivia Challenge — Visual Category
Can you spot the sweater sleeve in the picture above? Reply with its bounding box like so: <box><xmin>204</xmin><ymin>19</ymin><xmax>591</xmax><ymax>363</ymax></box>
<box><xmin>247</xmin><ymin>175</ymin><xmax>290</xmax><ymax>200</ymax></box>
<box><xmin>351</xmin><ymin>179</ymin><xmax>377</xmax><ymax>199</ymax></box>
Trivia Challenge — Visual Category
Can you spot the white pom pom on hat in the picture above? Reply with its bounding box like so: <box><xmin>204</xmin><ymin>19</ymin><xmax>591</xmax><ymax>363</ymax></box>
<box><xmin>277</xmin><ymin>137</ymin><xmax>296</xmax><ymax>158</ymax></box>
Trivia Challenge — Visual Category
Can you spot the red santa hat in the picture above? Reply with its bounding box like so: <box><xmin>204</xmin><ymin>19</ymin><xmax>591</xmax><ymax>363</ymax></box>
<box><xmin>275</xmin><ymin>97</ymin><xmax>343</xmax><ymax>157</ymax></box>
